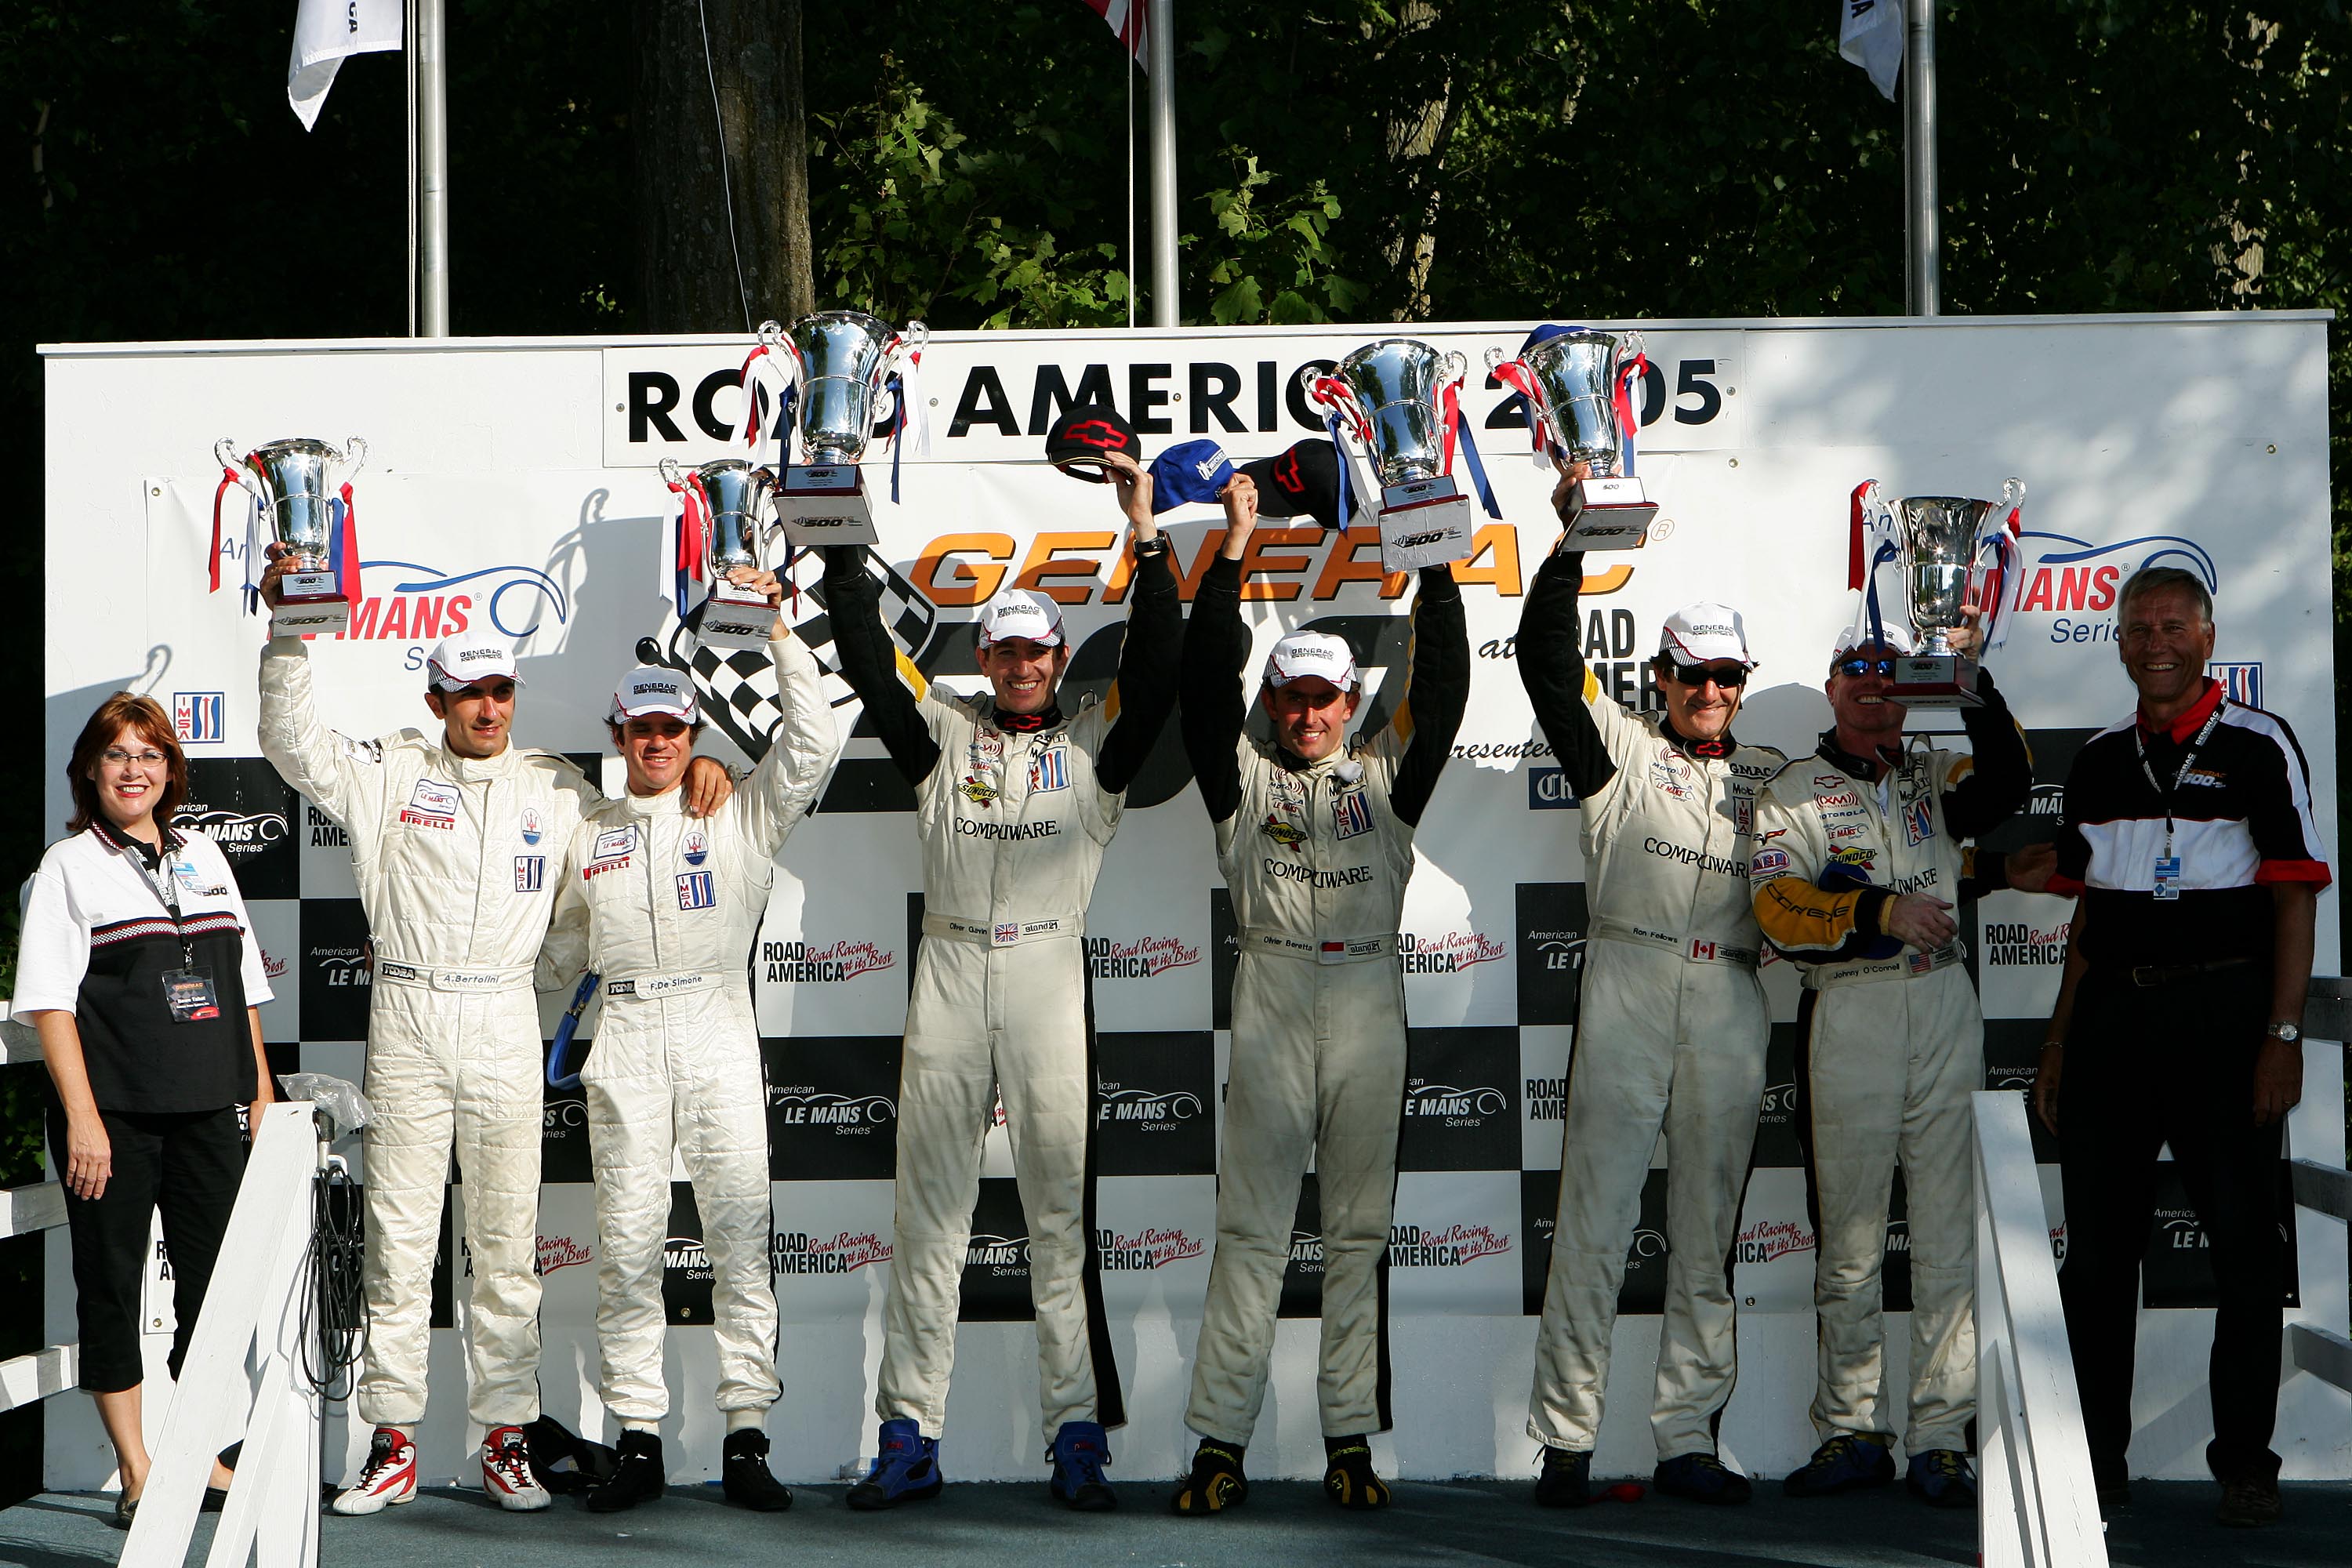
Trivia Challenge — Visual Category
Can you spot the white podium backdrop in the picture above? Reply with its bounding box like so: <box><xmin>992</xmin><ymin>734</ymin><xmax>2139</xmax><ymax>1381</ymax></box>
<box><xmin>38</xmin><ymin>315</ymin><xmax>2347</xmax><ymax>1490</ymax></box>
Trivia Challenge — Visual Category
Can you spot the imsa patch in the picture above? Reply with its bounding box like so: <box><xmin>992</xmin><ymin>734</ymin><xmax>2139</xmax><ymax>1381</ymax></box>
<box><xmin>677</xmin><ymin>870</ymin><xmax>716</xmax><ymax>910</ymax></box>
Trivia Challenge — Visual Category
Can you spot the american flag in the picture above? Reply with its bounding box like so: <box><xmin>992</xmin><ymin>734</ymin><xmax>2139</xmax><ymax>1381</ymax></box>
<box><xmin>1078</xmin><ymin>0</ymin><xmax>1148</xmax><ymax>66</ymax></box>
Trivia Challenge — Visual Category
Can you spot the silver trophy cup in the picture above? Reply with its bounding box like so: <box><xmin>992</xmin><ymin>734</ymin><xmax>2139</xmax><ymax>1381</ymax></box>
<box><xmin>662</xmin><ymin>456</ymin><xmax>780</xmax><ymax>652</ymax></box>
<box><xmin>1303</xmin><ymin>338</ymin><xmax>1475</xmax><ymax>570</ymax></box>
<box><xmin>218</xmin><ymin>435</ymin><xmax>366</xmax><ymax>637</ymax></box>
<box><xmin>1867</xmin><ymin>477</ymin><xmax>2027</xmax><ymax>707</ymax></box>
<box><xmin>1484</xmin><ymin>328</ymin><xmax>1657</xmax><ymax>549</ymax></box>
<box><xmin>769</xmin><ymin>310</ymin><xmax>927</xmax><ymax>547</ymax></box>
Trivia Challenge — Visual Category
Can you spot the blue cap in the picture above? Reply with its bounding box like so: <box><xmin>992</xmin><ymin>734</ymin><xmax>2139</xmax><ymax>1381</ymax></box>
<box><xmin>1148</xmin><ymin>440</ymin><xmax>1237</xmax><ymax>514</ymax></box>
<box><xmin>1518</xmin><ymin>323</ymin><xmax>1584</xmax><ymax>355</ymax></box>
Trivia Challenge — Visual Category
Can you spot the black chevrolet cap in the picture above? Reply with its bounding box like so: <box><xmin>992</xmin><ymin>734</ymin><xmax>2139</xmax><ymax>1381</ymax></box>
<box><xmin>1044</xmin><ymin>404</ymin><xmax>1142</xmax><ymax>482</ymax></box>
<box><xmin>1238</xmin><ymin>437</ymin><xmax>1345</xmax><ymax>528</ymax></box>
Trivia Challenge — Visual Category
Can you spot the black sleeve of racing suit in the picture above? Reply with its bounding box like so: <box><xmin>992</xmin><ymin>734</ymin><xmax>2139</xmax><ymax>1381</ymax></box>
<box><xmin>1519</xmin><ymin>546</ymin><xmax>1617</xmax><ymax>798</ymax></box>
<box><xmin>821</xmin><ymin>545</ymin><xmax>939</xmax><ymax>786</ymax></box>
<box><xmin>1178</xmin><ymin>552</ymin><xmax>1251</xmax><ymax>825</ymax></box>
<box><xmin>1388</xmin><ymin>565</ymin><xmax>1468</xmax><ymax>829</ymax></box>
<box><xmin>1944</xmin><ymin>667</ymin><xmax>2033</xmax><ymax>840</ymax></box>
<box><xmin>1092</xmin><ymin>539</ymin><xmax>1181</xmax><ymax>795</ymax></box>
<box><xmin>1958</xmin><ymin>847</ymin><xmax>2012</xmax><ymax>901</ymax></box>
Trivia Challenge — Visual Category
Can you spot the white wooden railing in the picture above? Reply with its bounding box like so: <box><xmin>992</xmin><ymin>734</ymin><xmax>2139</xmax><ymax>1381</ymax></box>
<box><xmin>1973</xmin><ymin>1090</ymin><xmax>2109</xmax><ymax>1568</ymax></box>
<box><xmin>0</xmin><ymin>1014</ymin><xmax>80</xmax><ymax>1418</ymax></box>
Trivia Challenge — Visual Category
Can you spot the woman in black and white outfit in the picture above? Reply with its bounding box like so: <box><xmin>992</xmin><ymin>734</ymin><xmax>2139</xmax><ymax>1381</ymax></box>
<box><xmin>13</xmin><ymin>692</ymin><xmax>274</xmax><ymax>1522</ymax></box>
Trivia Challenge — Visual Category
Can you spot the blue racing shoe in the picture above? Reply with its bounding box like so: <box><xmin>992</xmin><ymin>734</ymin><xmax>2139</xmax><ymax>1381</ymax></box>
<box><xmin>1783</xmin><ymin>1434</ymin><xmax>1896</xmax><ymax>1497</ymax></box>
<box><xmin>1048</xmin><ymin>1421</ymin><xmax>1116</xmax><ymax>1511</ymax></box>
<box><xmin>1906</xmin><ymin>1450</ymin><xmax>1976</xmax><ymax>1509</ymax></box>
<box><xmin>846</xmin><ymin>1419</ymin><xmax>942</xmax><ymax>1511</ymax></box>
<box><xmin>1654</xmin><ymin>1451</ymin><xmax>1753</xmax><ymax>1504</ymax></box>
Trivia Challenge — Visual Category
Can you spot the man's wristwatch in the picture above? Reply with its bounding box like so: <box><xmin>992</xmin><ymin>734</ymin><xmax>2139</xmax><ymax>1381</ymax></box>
<box><xmin>2265</xmin><ymin>1021</ymin><xmax>2302</xmax><ymax>1044</ymax></box>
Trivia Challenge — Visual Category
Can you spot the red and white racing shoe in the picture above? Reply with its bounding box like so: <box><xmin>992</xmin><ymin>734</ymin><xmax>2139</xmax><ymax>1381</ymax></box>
<box><xmin>329</xmin><ymin>1427</ymin><xmax>418</xmax><ymax>1516</ymax></box>
<box><xmin>481</xmin><ymin>1425</ymin><xmax>551</xmax><ymax>1512</ymax></box>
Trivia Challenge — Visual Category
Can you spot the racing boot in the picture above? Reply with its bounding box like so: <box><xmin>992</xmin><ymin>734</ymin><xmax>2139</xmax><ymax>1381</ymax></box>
<box><xmin>1322</xmin><ymin>1435</ymin><xmax>1391</xmax><ymax>1510</ymax></box>
<box><xmin>721</xmin><ymin>1428</ymin><xmax>794</xmax><ymax>1512</ymax></box>
<box><xmin>481</xmin><ymin>1424</ymin><xmax>553</xmax><ymax>1512</ymax></box>
<box><xmin>330</xmin><ymin>1427</ymin><xmax>419</xmax><ymax>1516</ymax></box>
<box><xmin>1905</xmin><ymin>1450</ymin><xmax>1975</xmax><ymax>1510</ymax></box>
<box><xmin>1654</xmin><ymin>1451</ymin><xmax>1753</xmax><ymax>1504</ymax></box>
<box><xmin>1171</xmin><ymin>1439</ymin><xmax>1249</xmax><ymax>1515</ymax></box>
<box><xmin>1534</xmin><ymin>1445</ymin><xmax>1592</xmax><ymax>1508</ymax></box>
<box><xmin>846</xmin><ymin>1418</ymin><xmax>943</xmax><ymax>1511</ymax></box>
<box><xmin>1782</xmin><ymin>1433</ymin><xmax>1896</xmax><ymax>1497</ymax></box>
<box><xmin>585</xmin><ymin>1430</ymin><xmax>665</xmax><ymax>1514</ymax></box>
<box><xmin>1047</xmin><ymin>1421</ymin><xmax>1116</xmax><ymax>1511</ymax></box>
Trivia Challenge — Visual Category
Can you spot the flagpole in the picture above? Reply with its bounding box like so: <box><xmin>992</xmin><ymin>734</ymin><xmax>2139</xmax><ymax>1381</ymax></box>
<box><xmin>1903</xmin><ymin>0</ymin><xmax>1938</xmax><ymax>315</ymax></box>
<box><xmin>1147</xmin><ymin>0</ymin><xmax>1177</xmax><ymax>327</ymax></box>
<box><xmin>1126</xmin><ymin>45</ymin><xmax>1137</xmax><ymax>330</ymax></box>
<box><xmin>417</xmin><ymin>0</ymin><xmax>451</xmax><ymax>336</ymax></box>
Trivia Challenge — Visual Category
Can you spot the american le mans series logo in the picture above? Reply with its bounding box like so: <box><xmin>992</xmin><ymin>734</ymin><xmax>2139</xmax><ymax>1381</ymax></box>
<box><xmin>173</xmin><ymin>800</ymin><xmax>289</xmax><ymax>860</ymax></box>
<box><xmin>1096</xmin><ymin>1085</ymin><xmax>1204</xmax><ymax>1127</ymax></box>
<box><xmin>767</xmin><ymin>1085</ymin><xmax>896</xmax><ymax>1131</ymax></box>
<box><xmin>772</xmin><ymin>1229</ymin><xmax>892</xmax><ymax>1275</ymax></box>
<box><xmin>398</xmin><ymin>778</ymin><xmax>459</xmax><ymax>829</ymax></box>
<box><xmin>967</xmin><ymin>1232</ymin><xmax>1031</xmax><ymax>1273</ymax></box>
<box><xmin>1403</xmin><ymin>1082</ymin><xmax>1508</xmax><ymax>1123</ymax></box>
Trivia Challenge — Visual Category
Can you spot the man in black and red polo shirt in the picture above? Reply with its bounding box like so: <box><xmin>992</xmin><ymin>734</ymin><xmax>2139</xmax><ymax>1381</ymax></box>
<box><xmin>2034</xmin><ymin>564</ymin><xmax>2329</xmax><ymax>1529</ymax></box>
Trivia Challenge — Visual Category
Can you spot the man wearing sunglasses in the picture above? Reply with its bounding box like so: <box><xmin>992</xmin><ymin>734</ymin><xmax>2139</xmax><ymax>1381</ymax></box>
<box><xmin>1518</xmin><ymin>467</ymin><xmax>1786</xmax><ymax>1508</ymax></box>
<box><xmin>1748</xmin><ymin>618</ymin><xmax>2031</xmax><ymax>1508</ymax></box>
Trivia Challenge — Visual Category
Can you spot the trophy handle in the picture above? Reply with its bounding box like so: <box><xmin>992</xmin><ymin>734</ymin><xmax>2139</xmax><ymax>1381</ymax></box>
<box><xmin>1998</xmin><ymin>475</ymin><xmax>2026</xmax><ymax>515</ymax></box>
<box><xmin>756</xmin><ymin>318</ymin><xmax>785</xmax><ymax>350</ymax></box>
<box><xmin>898</xmin><ymin>320</ymin><xmax>930</xmax><ymax>360</ymax></box>
<box><xmin>1442</xmin><ymin>350</ymin><xmax>1469</xmax><ymax>390</ymax></box>
<box><xmin>1482</xmin><ymin>345</ymin><xmax>1508</xmax><ymax>372</ymax></box>
<box><xmin>340</xmin><ymin>437</ymin><xmax>368</xmax><ymax>480</ymax></box>
<box><xmin>657</xmin><ymin>456</ymin><xmax>686</xmax><ymax>487</ymax></box>
<box><xmin>1623</xmin><ymin>328</ymin><xmax>1648</xmax><ymax>360</ymax></box>
<box><xmin>214</xmin><ymin>437</ymin><xmax>241</xmax><ymax>470</ymax></box>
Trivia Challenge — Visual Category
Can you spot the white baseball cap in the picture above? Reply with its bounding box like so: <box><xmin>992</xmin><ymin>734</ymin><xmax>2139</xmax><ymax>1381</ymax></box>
<box><xmin>1829</xmin><ymin>621</ymin><xmax>1918</xmax><ymax>666</ymax></box>
<box><xmin>1656</xmin><ymin>602</ymin><xmax>1756</xmax><ymax>670</ymax></box>
<box><xmin>1261</xmin><ymin>630</ymin><xmax>1359</xmax><ymax>692</ymax></box>
<box><xmin>975</xmin><ymin>590</ymin><xmax>1065</xmax><ymax>650</ymax></box>
<box><xmin>608</xmin><ymin>664</ymin><xmax>699</xmax><ymax>724</ymax></box>
<box><xmin>426</xmin><ymin>627</ymin><xmax>524</xmax><ymax>692</ymax></box>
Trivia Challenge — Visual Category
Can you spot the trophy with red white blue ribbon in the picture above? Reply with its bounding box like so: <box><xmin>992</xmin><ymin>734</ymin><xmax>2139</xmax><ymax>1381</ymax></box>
<box><xmin>1485</xmin><ymin>325</ymin><xmax>1655</xmax><ymax>550</ymax></box>
<box><xmin>736</xmin><ymin>311</ymin><xmax>927</xmax><ymax>550</ymax></box>
<box><xmin>660</xmin><ymin>457</ymin><xmax>780</xmax><ymax>652</ymax></box>
<box><xmin>212</xmin><ymin>437</ymin><xmax>365</xmax><ymax>636</ymax></box>
<box><xmin>1849</xmin><ymin>477</ymin><xmax>2027</xmax><ymax>708</ymax></box>
<box><xmin>1299</xmin><ymin>338</ymin><xmax>1502</xmax><ymax>572</ymax></box>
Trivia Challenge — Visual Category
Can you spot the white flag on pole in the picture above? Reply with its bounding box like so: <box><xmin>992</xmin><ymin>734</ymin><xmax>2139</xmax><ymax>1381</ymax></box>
<box><xmin>1839</xmin><ymin>0</ymin><xmax>1903</xmax><ymax>100</ymax></box>
<box><xmin>289</xmin><ymin>0</ymin><xmax>403</xmax><ymax>130</ymax></box>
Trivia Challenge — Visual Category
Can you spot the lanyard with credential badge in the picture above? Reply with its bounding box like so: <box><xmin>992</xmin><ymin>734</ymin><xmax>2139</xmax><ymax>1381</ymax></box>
<box><xmin>125</xmin><ymin>838</ymin><xmax>223</xmax><ymax>1022</ymax></box>
<box><xmin>2132</xmin><ymin>700</ymin><xmax>2223</xmax><ymax>902</ymax></box>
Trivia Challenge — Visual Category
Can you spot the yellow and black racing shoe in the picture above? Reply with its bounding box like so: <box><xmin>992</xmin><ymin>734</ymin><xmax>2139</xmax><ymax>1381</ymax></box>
<box><xmin>1171</xmin><ymin>1440</ymin><xmax>1249</xmax><ymax>1515</ymax></box>
<box><xmin>1322</xmin><ymin>1438</ymin><xmax>1392</xmax><ymax>1510</ymax></box>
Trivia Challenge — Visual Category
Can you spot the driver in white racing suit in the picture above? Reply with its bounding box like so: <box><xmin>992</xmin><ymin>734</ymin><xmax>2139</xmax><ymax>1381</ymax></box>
<box><xmin>257</xmin><ymin>554</ymin><xmax>731</xmax><ymax>1517</ymax></box>
<box><xmin>537</xmin><ymin>567</ymin><xmax>842</xmax><ymax>1513</ymax></box>
<box><xmin>1167</xmin><ymin>473</ymin><xmax>1468</xmax><ymax>1516</ymax></box>
<box><xmin>1517</xmin><ymin>469</ymin><xmax>1785</xmax><ymax>1508</ymax></box>
<box><xmin>820</xmin><ymin>463</ymin><xmax>1180</xmax><ymax>1514</ymax></box>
